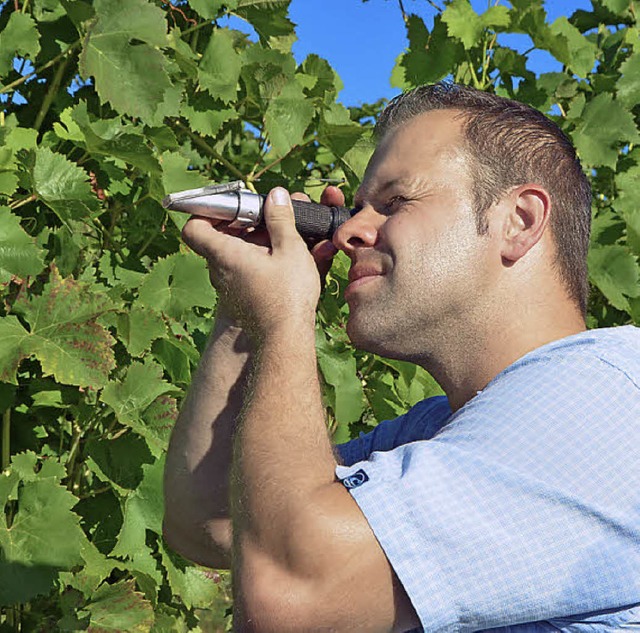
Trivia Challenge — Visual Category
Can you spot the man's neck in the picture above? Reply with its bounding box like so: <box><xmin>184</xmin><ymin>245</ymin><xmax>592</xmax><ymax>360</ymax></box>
<box><xmin>416</xmin><ymin>304</ymin><xmax>586</xmax><ymax>413</ymax></box>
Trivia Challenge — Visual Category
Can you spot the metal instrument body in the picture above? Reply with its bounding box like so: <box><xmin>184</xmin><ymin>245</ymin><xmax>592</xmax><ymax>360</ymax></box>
<box><xmin>162</xmin><ymin>181</ymin><xmax>353</xmax><ymax>243</ymax></box>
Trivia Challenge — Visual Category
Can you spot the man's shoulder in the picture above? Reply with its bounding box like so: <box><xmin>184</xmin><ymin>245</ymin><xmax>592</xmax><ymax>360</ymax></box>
<box><xmin>492</xmin><ymin>325</ymin><xmax>640</xmax><ymax>393</ymax></box>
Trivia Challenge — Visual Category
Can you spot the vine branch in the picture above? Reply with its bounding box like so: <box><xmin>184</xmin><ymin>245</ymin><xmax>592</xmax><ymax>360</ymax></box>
<box><xmin>2</xmin><ymin>409</ymin><xmax>10</xmax><ymax>472</ymax></box>
<box><xmin>174</xmin><ymin>121</ymin><xmax>247</xmax><ymax>182</ymax></box>
<box><xmin>0</xmin><ymin>39</ymin><xmax>81</xmax><ymax>95</ymax></box>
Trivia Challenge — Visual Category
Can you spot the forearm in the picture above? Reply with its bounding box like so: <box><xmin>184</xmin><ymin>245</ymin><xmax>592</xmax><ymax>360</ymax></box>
<box><xmin>163</xmin><ymin>310</ymin><xmax>251</xmax><ymax>568</ymax></box>
<box><xmin>231</xmin><ymin>324</ymin><xmax>337</xmax><ymax>574</ymax></box>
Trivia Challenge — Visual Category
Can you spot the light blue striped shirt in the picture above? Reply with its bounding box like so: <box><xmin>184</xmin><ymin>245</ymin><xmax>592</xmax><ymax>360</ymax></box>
<box><xmin>336</xmin><ymin>326</ymin><xmax>640</xmax><ymax>632</ymax></box>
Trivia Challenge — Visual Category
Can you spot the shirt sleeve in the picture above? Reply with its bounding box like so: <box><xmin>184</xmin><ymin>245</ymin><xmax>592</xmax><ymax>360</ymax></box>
<box><xmin>335</xmin><ymin>353</ymin><xmax>640</xmax><ymax>631</ymax></box>
<box><xmin>336</xmin><ymin>395</ymin><xmax>451</xmax><ymax>466</ymax></box>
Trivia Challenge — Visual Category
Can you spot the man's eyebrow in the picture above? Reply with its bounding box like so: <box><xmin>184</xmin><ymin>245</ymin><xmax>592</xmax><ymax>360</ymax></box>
<box><xmin>355</xmin><ymin>178</ymin><xmax>416</xmax><ymax>206</ymax></box>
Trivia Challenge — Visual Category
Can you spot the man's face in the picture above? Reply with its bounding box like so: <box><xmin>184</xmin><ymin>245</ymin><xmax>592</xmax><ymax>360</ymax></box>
<box><xmin>333</xmin><ymin>110</ymin><xmax>500</xmax><ymax>360</ymax></box>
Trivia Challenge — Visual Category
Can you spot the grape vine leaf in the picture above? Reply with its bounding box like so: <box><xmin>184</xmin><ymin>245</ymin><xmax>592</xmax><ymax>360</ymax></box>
<box><xmin>588</xmin><ymin>244</ymin><xmax>640</xmax><ymax>312</ymax></box>
<box><xmin>111</xmin><ymin>459</ymin><xmax>165</xmax><ymax>581</ymax></box>
<box><xmin>442</xmin><ymin>0</ymin><xmax>510</xmax><ymax>49</ymax></box>
<box><xmin>547</xmin><ymin>17</ymin><xmax>598</xmax><ymax>78</ymax></box>
<box><xmin>617</xmin><ymin>51</ymin><xmax>640</xmax><ymax>108</ymax></box>
<box><xmin>116</xmin><ymin>304</ymin><xmax>167</xmax><ymax>357</ymax></box>
<box><xmin>181</xmin><ymin>93</ymin><xmax>236</xmax><ymax>139</ymax></box>
<box><xmin>160</xmin><ymin>543</ymin><xmax>220</xmax><ymax>610</ymax></box>
<box><xmin>101</xmin><ymin>361</ymin><xmax>173</xmax><ymax>433</ymax></box>
<box><xmin>79</xmin><ymin>0</ymin><xmax>174</xmax><ymax>122</ymax></box>
<box><xmin>0</xmin><ymin>207</ymin><xmax>45</xmax><ymax>283</ymax></box>
<box><xmin>188</xmin><ymin>0</ymin><xmax>237</xmax><ymax>20</ymax></box>
<box><xmin>198</xmin><ymin>28</ymin><xmax>242</xmax><ymax>104</ymax></box>
<box><xmin>316</xmin><ymin>331</ymin><xmax>365</xmax><ymax>427</ymax></box>
<box><xmin>137</xmin><ymin>252</ymin><xmax>216</xmax><ymax>320</ymax></box>
<box><xmin>0</xmin><ymin>266</ymin><xmax>116</xmax><ymax>387</ymax></box>
<box><xmin>0</xmin><ymin>456</ymin><xmax>87</xmax><ymax>605</ymax></box>
<box><xmin>0</xmin><ymin>12</ymin><xmax>41</xmax><ymax>78</ymax></box>
<box><xmin>160</xmin><ymin>151</ymin><xmax>208</xmax><ymax>194</ymax></box>
<box><xmin>32</xmin><ymin>147</ymin><xmax>100</xmax><ymax>225</ymax></box>
<box><xmin>71</xmin><ymin>103</ymin><xmax>162</xmax><ymax>175</ymax></box>
<box><xmin>264</xmin><ymin>79</ymin><xmax>315</xmax><ymax>157</ymax></box>
<box><xmin>572</xmin><ymin>93</ymin><xmax>640</xmax><ymax>168</ymax></box>
<box><xmin>79</xmin><ymin>579</ymin><xmax>154</xmax><ymax>632</ymax></box>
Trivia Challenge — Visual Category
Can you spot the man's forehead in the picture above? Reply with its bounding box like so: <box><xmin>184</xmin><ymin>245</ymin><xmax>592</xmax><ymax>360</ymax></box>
<box><xmin>357</xmin><ymin>111</ymin><xmax>469</xmax><ymax>198</ymax></box>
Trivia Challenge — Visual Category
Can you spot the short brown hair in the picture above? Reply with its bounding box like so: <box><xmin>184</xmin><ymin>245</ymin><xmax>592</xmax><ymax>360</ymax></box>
<box><xmin>375</xmin><ymin>82</ymin><xmax>592</xmax><ymax>316</ymax></box>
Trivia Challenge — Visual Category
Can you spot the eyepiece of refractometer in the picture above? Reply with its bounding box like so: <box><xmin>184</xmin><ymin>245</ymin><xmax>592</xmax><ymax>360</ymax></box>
<box><xmin>162</xmin><ymin>184</ymin><xmax>354</xmax><ymax>242</ymax></box>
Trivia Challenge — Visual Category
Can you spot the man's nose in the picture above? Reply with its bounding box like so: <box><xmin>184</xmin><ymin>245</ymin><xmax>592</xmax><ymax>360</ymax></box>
<box><xmin>332</xmin><ymin>205</ymin><xmax>382</xmax><ymax>253</ymax></box>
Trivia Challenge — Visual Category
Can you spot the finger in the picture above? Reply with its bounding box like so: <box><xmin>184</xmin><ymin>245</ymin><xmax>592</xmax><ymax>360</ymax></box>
<box><xmin>181</xmin><ymin>216</ymin><xmax>240</xmax><ymax>264</ymax></box>
<box><xmin>263</xmin><ymin>187</ymin><xmax>300</xmax><ymax>251</ymax></box>
<box><xmin>291</xmin><ymin>191</ymin><xmax>311</xmax><ymax>203</ymax></box>
<box><xmin>311</xmin><ymin>239</ymin><xmax>338</xmax><ymax>278</ymax></box>
<box><xmin>320</xmin><ymin>185</ymin><xmax>346</xmax><ymax>208</ymax></box>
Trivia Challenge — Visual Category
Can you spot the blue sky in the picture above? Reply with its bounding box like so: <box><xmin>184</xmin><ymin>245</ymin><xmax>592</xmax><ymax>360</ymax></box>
<box><xmin>288</xmin><ymin>0</ymin><xmax>593</xmax><ymax>106</ymax></box>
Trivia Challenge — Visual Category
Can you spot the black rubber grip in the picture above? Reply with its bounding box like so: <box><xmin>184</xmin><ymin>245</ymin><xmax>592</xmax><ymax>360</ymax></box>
<box><xmin>258</xmin><ymin>196</ymin><xmax>354</xmax><ymax>242</ymax></box>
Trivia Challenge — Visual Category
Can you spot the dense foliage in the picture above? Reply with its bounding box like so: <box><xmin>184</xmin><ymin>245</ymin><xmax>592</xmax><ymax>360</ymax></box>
<box><xmin>0</xmin><ymin>0</ymin><xmax>638</xmax><ymax>629</ymax></box>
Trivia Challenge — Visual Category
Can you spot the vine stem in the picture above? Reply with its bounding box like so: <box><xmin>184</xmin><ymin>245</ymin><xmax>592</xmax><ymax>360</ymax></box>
<box><xmin>0</xmin><ymin>39</ymin><xmax>81</xmax><ymax>95</ymax></box>
<box><xmin>2</xmin><ymin>409</ymin><xmax>10</xmax><ymax>472</ymax></box>
<box><xmin>34</xmin><ymin>52</ymin><xmax>71</xmax><ymax>132</ymax></box>
<box><xmin>174</xmin><ymin>121</ymin><xmax>247</xmax><ymax>182</ymax></box>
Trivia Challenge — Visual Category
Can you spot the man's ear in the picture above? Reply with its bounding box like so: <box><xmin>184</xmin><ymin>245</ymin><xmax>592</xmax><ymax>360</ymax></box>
<box><xmin>500</xmin><ymin>184</ymin><xmax>551</xmax><ymax>264</ymax></box>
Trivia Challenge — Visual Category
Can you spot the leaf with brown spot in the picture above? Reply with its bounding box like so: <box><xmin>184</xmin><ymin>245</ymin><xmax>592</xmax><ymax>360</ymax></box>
<box><xmin>5</xmin><ymin>266</ymin><xmax>117</xmax><ymax>388</ymax></box>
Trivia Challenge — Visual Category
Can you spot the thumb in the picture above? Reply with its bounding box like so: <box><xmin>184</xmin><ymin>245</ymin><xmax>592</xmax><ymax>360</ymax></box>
<box><xmin>264</xmin><ymin>187</ymin><xmax>299</xmax><ymax>251</ymax></box>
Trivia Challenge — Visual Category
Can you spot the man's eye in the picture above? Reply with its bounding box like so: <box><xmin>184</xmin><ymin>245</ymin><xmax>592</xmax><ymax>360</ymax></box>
<box><xmin>383</xmin><ymin>196</ymin><xmax>407</xmax><ymax>214</ymax></box>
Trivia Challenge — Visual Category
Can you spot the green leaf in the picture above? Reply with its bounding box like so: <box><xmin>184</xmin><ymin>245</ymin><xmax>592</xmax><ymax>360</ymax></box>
<box><xmin>33</xmin><ymin>147</ymin><xmax>99</xmax><ymax>225</ymax></box>
<box><xmin>316</xmin><ymin>332</ymin><xmax>365</xmax><ymax>426</ymax></box>
<box><xmin>137</xmin><ymin>252</ymin><xmax>216</xmax><ymax>320</ymax></box>
<box><xmin>101</xmin><ymin>361</ymin><xmax>173</xmax><ymax>431</ymax></box>
<box><xmin>547</xmin><ymin>17</ymin><xmax>598</xmax><ymax>78</ymax></box>
<box><xmin>33</xmin><ymin>0</ymin><xmax>66</xmax><ymax>21</ymax></box>
<box><xmin>71</xmin><ymin>103</ymin><xmax>161</xmax><ymax>175</ymax></box>
<box><xmin>139</xmin><ymin>394</ymin><xmax>178</xmax><ymax>458</ymax></box>
<box><xmin>111</xmin><ymin>458</ymin><xmax>164</xmax><ymax>566</ymax></box>
<box><xmin>338</xmin><ymin>133</ymin><xmax>375</xmax><ymax>185</ymax></box>
<box><xmin>86</xmin><ymin>433</ymin><xmax>154</xmax><ymax>492</ymax></box>
<box><xmin>80</xmin><ymin>579</ymin><xmax>154</xmax><ymax>631</ymax></box>
<box><xmin>234</xmin><ymin>0</ymin><xmax>295</xmax><ymax>43</ymax></box>
<box><xmin>79</xmin><ymin>0</ymin><xmax>174</xmax><ymax>122</ymax></box>
<box><xmin>394</xmin><ymin>15</ymin><xmax>463</xmax><ymax>88</ymax></box>
<box><xmin>442</xmin><ymin>0</ymin><xmax>509</xmax><ymax>49</ymax></box>
<box><xmin>188</xmin><ymin>0</ymin><xmax>235</xmax><ymax>19</ymax></box>
<box><xmin>198</xmin><ymin>28</ymin><xmax>242</xmax><ymax>104</ymax></box>
<box><xmin>160</xmin><ymin>151</ymin><xmax>207</xmax><ymax>195</ymax></box>
<box><xmin>0</xmin><ymin>457</ymin><xmax>87</xmax><ymax>605</ymax></box>
<box><xmin>180</xmin><ymin>93</ymin><xmax>236</xmax><ymax>138</ymax></box>
<box><xmin>0</xmin><ymin>13</ymin><xmax>41</xmax><ymax>78</ymax></box>
<box><xmin>617</xmin><ymin>52</ymin><xmax>640</xmax><ymax>108</ymax></box>
<box><xmin>3</xmin><ymin>266</ymin><xmax>116</xmax><ymax>387</ymax></box>
<box><xmin>572</xmin><ymin>93</ymin><xmax>640</xmax><ymax>168</ymax></box>
<box><xmin>588</xmin><ymin>245</ymin><xmax>640</xmax><ymax>312</ymax></box>
<box><xmin>0</xmin><ymin>207</ymin><xmax>45</xmax><ymax>283</ymax></box>
<box><xmin>160</xmin><ymin>543</ymin><xmax>219</xmax><ymax>609</ymax></box>
<box><xmin>264</xmin><ymin>79</ymin><xmax>315</xmax><ymax>157</ymax></box>
<box><xmin>318</xmin><ymin>103</ymin><xmax>364</xmax><ymax>157</ymax></box>
<box><xmin>116</xmin><ymin>304</ymin><xmax>167</xmax><ymax>357</ymax></box>
<box><xmin>600</xmin><ymin>0</ymin><xmax>632</xmax><ymax>14</ymax></box>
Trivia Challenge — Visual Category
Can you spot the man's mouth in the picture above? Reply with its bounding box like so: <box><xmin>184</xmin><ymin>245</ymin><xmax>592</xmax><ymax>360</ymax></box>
<box><xmin>345</xmin><ymin>266</ymin><xmax>385</xmax><ymax>299</ymax></box>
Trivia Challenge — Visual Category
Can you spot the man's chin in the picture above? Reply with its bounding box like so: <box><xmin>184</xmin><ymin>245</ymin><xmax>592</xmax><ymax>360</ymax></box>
<box><xmin>346</xmin><ymin>315</ymin><xmax>390</xmax><ymax>355</ymax></box>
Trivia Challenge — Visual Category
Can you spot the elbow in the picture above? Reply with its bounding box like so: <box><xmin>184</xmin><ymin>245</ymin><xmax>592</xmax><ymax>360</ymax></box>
<box><xmin>162</xmin><ymin>517</ymin><xmax>232</xmax><ymax>570</ymax></box>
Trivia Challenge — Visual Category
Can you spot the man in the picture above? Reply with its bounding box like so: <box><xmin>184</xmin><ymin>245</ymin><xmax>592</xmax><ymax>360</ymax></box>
<box><xmin>163</xmin><ymin>83</ymin><xmax>640</xmax><ymax>632</ymax></box>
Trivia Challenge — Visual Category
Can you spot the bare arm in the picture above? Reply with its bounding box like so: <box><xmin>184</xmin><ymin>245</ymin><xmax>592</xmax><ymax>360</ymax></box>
<box><xmin>162</xmin><ymin>188</ymin><xmax>340</xmax><ymax>569</ymax></box>
<box><xmin>179</xmin><ymin>187</ymin><xmax>418</xmax><ymax>631</ymax></box>
<box><xmin>163</xmin><ymin>308</ymin><xmax>251</xmax><ymax>569</ymax></box>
